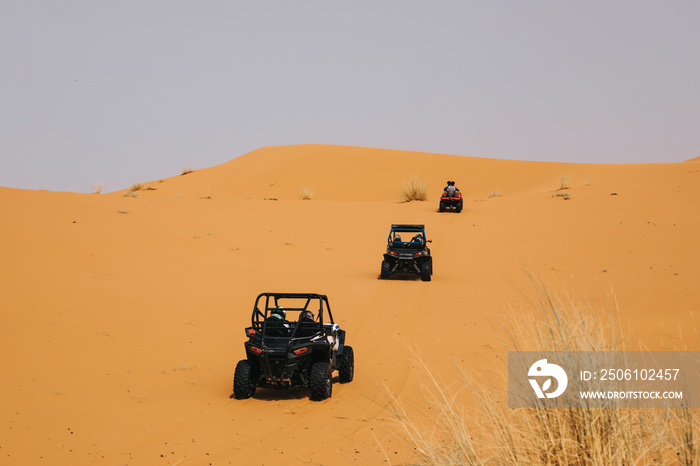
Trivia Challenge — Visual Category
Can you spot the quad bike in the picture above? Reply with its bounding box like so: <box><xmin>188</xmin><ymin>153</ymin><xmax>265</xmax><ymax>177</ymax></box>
<box><xmin>439</xmin><ymin>190</ymin><xmax>463</xmax><ymax>213</ymax></box>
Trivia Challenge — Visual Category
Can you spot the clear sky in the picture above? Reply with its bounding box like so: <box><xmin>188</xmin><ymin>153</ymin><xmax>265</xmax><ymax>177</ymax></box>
<box><xmin>1</xmin><ymin>1</ymin><xmax>698</xmax><ymax>193</ymax></box>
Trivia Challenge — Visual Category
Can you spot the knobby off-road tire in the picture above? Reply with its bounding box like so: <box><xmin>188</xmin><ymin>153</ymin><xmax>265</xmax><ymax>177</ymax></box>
<box><xmin>420</xmin><ymin>261</ymin><xmax>432</xmax><ymax>282</ymax></box>
<box><xmin>233</xmin><ymin>359</ymin><xmax>258</xmax><ymax>399</ymax></box>
<box><xmin>380</xmin><ymin>260</ymin><xmax>391</xmax><ymax>279</ymax></box>
<box><xmin>309</xmin><ymin>361</ymin><xmax>333</xmax><ymax>401</ymax></box>
<box><xmin>338</xmin><ymin>346</ymin><xmax>354</xmax><ymax>383</ymax></box>
<box><xmin>439</xmin><ymin>201</ymin><xmax>446</xmax><ymax>212</ymax></box>
<box><xmin>456</xmin><ymin>201</ymin><xmax>463</xmax><ymax>213</ymax></box>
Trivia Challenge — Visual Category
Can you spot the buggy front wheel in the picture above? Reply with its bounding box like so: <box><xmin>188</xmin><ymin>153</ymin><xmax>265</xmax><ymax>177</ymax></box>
<box><xmin>309</xmin><ymin>361</ymin><xmax>333</xmax><ymax>401</ymax></box>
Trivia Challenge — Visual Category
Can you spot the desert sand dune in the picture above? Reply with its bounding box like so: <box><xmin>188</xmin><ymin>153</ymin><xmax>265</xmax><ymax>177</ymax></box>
<box><xmin>1</xmin><ymin>145</ymin><xmax>698</xmax><ymax>464</ymax></box>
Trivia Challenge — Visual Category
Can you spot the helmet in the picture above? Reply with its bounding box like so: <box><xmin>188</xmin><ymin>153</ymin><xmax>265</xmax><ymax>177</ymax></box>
<box><xmin>270</xmin><ymin>306</ymin><xmax>285</xmax><ymax>320</ymax></box>
<box><xmin>300</xmin><ymin>310</ymin><xmax>314</xmax><ymax>321</ymax></box>
<box><xmin>412</xmin><ymin>234</ymin><xmax>423</xmax><ymax>242</ymax></box>
<box><xmin>394</xmin><ymin>234</ymin><xmax>402</xmax><ymax>243</ymax></box>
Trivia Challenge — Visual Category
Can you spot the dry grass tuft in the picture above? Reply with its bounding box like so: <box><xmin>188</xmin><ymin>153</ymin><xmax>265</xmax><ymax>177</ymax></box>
<box><xmin>556</xmin><ymin>173</ymin><xmax>571</xmax><ymax>191</ymax></box>
<box><xmin>125</xmin><ymin>183</ymin><xmax>156</xmax><ymax>196</ymax></box>
<box><xmin>93</xmin><ymin>182</ymin><xmax>103</xmax><ymax>194</ymax></box>
<box><xmin>299</xmin><ymin>187</ymin><xmax>315</xmax><ymax>200</ymax></box>
<box><xmin>181</xmin><ymin>166</ymin><xmax>194</xmax><ymax>176</ymax></box>
<box><xmin>389</xmin><ymin>278</ymin><xmax>699</xmax><ymax>465</ymax></box>
<box><xmin>488</xmin><ymin>191</ymin><xmax>504</xmax><ymax>198</ymax></box>
<box><xmin>128</xmin><ymin>183</ymin><xmax>144</xmax><ymax>193</ymax></box>
<box><xmin>400</xmin><ymin>176</ymin><xmax>428</xmax><ymax>202</ymax></box>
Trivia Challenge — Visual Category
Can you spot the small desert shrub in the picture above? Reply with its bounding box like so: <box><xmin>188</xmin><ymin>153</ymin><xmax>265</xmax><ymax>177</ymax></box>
<box><xmin>125</xmin><ymin>183</ymin><xmax>157</xmax><ymax>196</ymax></box>
<box><xmin>93</xmin><ymin>182</ymin><xmax>103</xmax><ymax>194</ymax></box>
<box><xmin>127</xmin><ymin>183</ymin><xmax>156</xmax><ymax>194</ymax></box>
<box><xmin>299</xmin><ymin>187</ymin><xmax>315</xmax><ymax>200</ymax></box>
<box><xmin>488</xmin><ymin>191</ymin><xmax>504</xmax><ymax>198</ymax></box>
<box><xmin>390</xmin><ymin>278</ymin><xmax>699</xmax><ymax>465</ymax></box>
<box><xmin>556</xmin><ymin>173</ymin><xmax>571</xmax><ymax>191</ymax></box>
<box><xmin>553</xmin><ymin>191</ymin><xmax>570</xmax><ymax>200</ymax></box>
<box><xmin>400</xmin><ymin>176</ymin><xmax>428</xmax><ymax>202</ymax></box>
<box><xmin>584</xmin><ymin>175</ymin><xmax>592</xmax><ymax>186</ymax></box>
<box><xmin>181</xmin><ymin>166</ymin><xmax>194</xmax><ymax>176</ymax></box>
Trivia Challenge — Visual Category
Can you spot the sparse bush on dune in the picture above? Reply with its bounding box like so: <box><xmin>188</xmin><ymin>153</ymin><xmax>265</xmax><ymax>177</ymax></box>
<box><xmin>93</xmin><ymin>182</ymin><xmax>103</xmax><ymax>194</ymax></box>
<box><xmin>299</xmin><ymin>187</ymin><xmax>315</xmax><ymax>200</ymax></box>
<box><xmin>400</xmin><ymin>176</ymin><xmax>428</xmax><ymax>202</ymax></box>
<box><xmin>556</xmin><ymin>173</ymin><xmax>571</xmax><ymax>191</ymax></box>
<box><xmin>181</xmin><ymin>166</ymin><xmax>194</xmax><ymax>176</ymax></box>
<box><xmin>389</xmin><ymin>277</ymin><xmax>699</xmax><ymax>465</ymax></box>
<box><xmin>128</xmin><ymin>183</ymin><xmax>144</xmax><ymax>193</ymax></box>
<box><xmin>125</xmin><ymin>183</ymin><xmax>157</xmax><ymax>196</ymax></box>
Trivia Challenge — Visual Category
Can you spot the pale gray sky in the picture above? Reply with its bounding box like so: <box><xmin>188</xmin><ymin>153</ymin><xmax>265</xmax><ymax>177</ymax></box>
<box><xmin>1</xmin><ymin>1</ymin><xmax>698</xmax><ymax>193</ymax></box>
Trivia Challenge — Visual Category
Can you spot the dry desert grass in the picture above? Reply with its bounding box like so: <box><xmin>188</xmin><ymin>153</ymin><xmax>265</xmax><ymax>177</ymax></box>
<box><xmin>401</xmin><ymin>176</ymin><xmax>428</xmax><ymax>202</ymax></box>
<box><xmin>390</xmin><ymin>280</ymin><xmax>699</xmax><ymax>465</ymax></box>
<box><xmin>556</xmin><ymin>172</ymin><xmax>572</xmax><ymax>191</ymax></box>
<box><xmin>299</xmin><ymin>187</ymin><xmax>315</xmax><ymax>200</ymax></box>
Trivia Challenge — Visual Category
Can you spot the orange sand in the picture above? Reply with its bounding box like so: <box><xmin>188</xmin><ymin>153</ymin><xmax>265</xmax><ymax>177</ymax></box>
<box><xmin>1</xmin><ymin>144</ymin><xmax>698</xmax><ymax>464</ymax></box>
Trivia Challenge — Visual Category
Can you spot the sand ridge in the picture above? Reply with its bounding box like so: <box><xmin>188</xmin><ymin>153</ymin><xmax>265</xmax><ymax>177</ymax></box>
<box><xmin>1</xmin><ymin>145</ymin><xmax>698</xmax><ymax>464</ymax></box>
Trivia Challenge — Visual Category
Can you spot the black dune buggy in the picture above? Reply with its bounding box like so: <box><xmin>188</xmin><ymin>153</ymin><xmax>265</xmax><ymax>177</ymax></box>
<box><xmin>380</xmin><ymin>224</ymin><xmax>433</xmax><ymax>281</ymax></box>
<box><xmin>232</xmin><ymin>293</ymin><xmax>354</xmax><ymax>401</ymax></box>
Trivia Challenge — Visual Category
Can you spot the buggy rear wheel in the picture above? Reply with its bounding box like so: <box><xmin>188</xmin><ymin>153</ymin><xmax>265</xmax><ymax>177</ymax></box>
<box><xmin>233</xmin><ymin>359</ymin><xmax>259</xmax><ymax>399</ymax></box>
<box><xmin>309</xmin><ymin>361</ymin><xmax>333</xmax><ymax>401</ymax></box>
<box><xmin>338</xmin><ymin>346</ymin><xmax>354</xmax><ymax>383</ymax></box>
<box><xmin>456</xmin><ymin>201</ymin><xmax>463</xmax><ymax>213</ymax></box>
<box><xmin>439</xmin><ymin>201</ymin><xmax>446</xmax><ymax>212</ymax></box>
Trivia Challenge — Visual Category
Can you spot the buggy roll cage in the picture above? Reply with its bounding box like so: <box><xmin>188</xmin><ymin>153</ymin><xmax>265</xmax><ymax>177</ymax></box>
<box><xmin>387</xmin><ymin>224</ymin><xmax>430</xmax><ymax>246</ymax></box>
<box><xmin>250</xmin><ymin>293</ymin><xmax>335</xmax><ymax>341</ymax></box>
